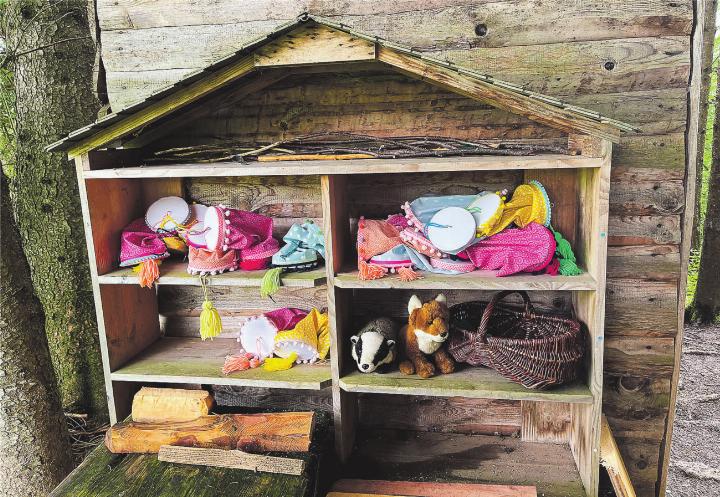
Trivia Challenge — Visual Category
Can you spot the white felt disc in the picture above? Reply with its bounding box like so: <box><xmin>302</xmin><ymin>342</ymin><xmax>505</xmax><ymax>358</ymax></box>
<box><xmin>239</xmin><ymin>316</ymin><xmax>277</xmax><ymax>359</ymax></box>
<box><xmin>203</xmin><ymin>206</ymin><xmax>223</xmax><ymax>251</ymax></box>
<box><xmin>274</xmin><ymin>341</ymin><xmax>318</xmax><ymax>363</ymax></box>
<box><xmin>186</xmin><ymin>204</ymin><xmax>208</xmax><ymax>249</ymax></box>
<box><xmin>467</xmin><ymin>192</ymin><xmax>503</xmax><ymax>231</ymax></box>
<box><xmin>145</xmin><ymin>196</ymin><xmax>190</xmax><ymax>233</ymax></box>
<box><xmin>426</xmin><ymin>207</ymin><xmax>477</xmax><ymax>254</ymax></box>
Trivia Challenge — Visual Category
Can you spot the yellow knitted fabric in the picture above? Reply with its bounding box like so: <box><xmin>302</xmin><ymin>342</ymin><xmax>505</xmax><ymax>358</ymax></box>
<box><xmin>486</xmin><ymin>182</ymin><xmax>550</xmax><ymax>236</ymax></box>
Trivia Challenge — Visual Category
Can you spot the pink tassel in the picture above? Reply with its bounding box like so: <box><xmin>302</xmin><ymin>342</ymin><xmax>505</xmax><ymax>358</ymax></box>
<box><xmin>222</xmin><ymin>351</ymin><xmax>262</xmax><ymax>375</ymax></box>
<box><xmin>397</xmin><ymin>266</ymin><xmax>421</xmax><ymax>282</ymax></box>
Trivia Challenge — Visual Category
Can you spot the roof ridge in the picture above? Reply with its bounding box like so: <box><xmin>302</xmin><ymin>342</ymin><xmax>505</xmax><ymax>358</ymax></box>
<box><xmin>47</xmin><ymin>13</ymin><xmax>638</xmax><ymax>153</ymax></box>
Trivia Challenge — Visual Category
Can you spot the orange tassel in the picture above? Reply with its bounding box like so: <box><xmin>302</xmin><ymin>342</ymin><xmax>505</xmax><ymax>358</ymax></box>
<box><xmin>137</xmin><ymin>259</ymin><xmax>160</xmax><ymax>288</ymax></box>
<box><xmin>358</xmin><ymin>260</ymin><xmax>386</xmax><ymax>280</ymax></box>
<box><xmin>398</xmin><ymin>266</ymin><xmax>421</xmax><ymax>282</ymax></box>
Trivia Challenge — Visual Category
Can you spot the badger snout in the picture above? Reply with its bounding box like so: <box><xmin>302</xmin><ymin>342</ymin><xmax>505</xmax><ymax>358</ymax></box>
<box><xmin>361</xmin><ymin>363</ymin><xmax>370</xmax><ymax>370</ymax></box>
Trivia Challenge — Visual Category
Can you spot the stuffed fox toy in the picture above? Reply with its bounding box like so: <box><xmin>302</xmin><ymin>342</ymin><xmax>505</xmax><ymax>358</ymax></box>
<box><xmin>399</xmin><ymin>294</ymin><xmax>455</xmax><ymax>379</ymax></box>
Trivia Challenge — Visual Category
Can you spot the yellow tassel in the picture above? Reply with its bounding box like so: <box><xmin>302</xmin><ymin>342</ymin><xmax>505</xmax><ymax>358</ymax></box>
<box><xmin>263</xmin><ymin>352</ymin><xmax>298</xmax><ymax>372</ymax></box>
<box><xmin>199</xmin><ymin>276</ymin><xmax>222</xmax><ymax>340</ymax></box>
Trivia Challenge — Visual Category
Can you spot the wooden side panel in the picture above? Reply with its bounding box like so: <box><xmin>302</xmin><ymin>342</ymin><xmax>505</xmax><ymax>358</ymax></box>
<box><xmin>99</xmin><ymin>284</ymin><xmax>160</xmax><ymax>371</ymax></box>
<box><xmin>525</xmin><ymin>168</ymin><xmax>579</xmax><ymax>249</ymax></box>
<box><xmin>255</xmin><ymin>24</ymin><xmax>376</xmax><ymax>67</ymax></box>
<box><xmin>85</xmin><ymin>178</ymin><xmax>143</xmax><ymax>274</ymax></box>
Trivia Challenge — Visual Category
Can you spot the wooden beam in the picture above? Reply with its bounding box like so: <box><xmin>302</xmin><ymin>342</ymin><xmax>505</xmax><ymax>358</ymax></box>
<box><xmin>377</xmin><ymin>47</ymin><xmax>621</xmax><ymax>142</ymax></box>
<box><xmin>331</xmin><ymin>479</ymin><xmax>537</xmax><ymax>497</ymax></box>
<box><xmin>67</xmin><ymin>55</ymin><xmax>256</xmax><ymax>158</ymax></box>
<box><xmin>157</xmin><ymin>445</ymin><xmax>306</xmax><ymax>475</ymax></box>
<box><xmin>104</xmin><ymin>412</ymin><xmax>314</xmax><ymax>453</ymax></box>
<box><xmin>600</xmin><ymin>416</ymin><xmax>637</xmax><ymax>497</ymax></box>
<box><xmin>255</xmin><ymin>24</ymin><xmax>376</xmax><ymax>68</ymax></box>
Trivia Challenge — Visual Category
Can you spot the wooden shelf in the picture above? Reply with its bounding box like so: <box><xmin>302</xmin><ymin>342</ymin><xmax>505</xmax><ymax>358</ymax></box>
<box><xmin>334</xmin><ymin>269</ymin><xmax>597</xmax><ymax>291</ymax></box>
<box><xmin>82</xmin><ymin>154</ymin><xmax>601</xmax><ymax>179</ymax></box>
<box><xmin>98</xmin><ymin>261</ymin><xmax>326</xmax><ymax>288</ymax></box>
<box><xmin>345</xmin><ymin>429</ymin><xmax>586</xmax><ymax>497</ymax></box>
<box><xmin>339</xmin><ymin>367</ymin><xmax>593</xmax><ymax>404</ymax></box>
<box><xmin>111</xmin><ymin>337</ymin><xmax>332</xmax><ymax>389</ymax></box>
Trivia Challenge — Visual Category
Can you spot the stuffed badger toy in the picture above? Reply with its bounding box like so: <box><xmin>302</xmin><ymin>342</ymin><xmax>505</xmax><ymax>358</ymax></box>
<box><xmin>351</xmin><ymin>317</ymin><xmax>398</xmax><ymax>373</ymax></box>
<box><xmin>399</xmin><ymin>294</ymin><xmax>455</xmax><ymax>379</ymax></box>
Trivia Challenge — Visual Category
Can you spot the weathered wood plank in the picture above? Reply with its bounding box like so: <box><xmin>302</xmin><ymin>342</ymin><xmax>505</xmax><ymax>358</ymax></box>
<box><xmin>330</xmin><ymin>479</ymin><xmax>538</xmax><ymax>497</ymax></box>
<box><xmin>98</xmin><ymin>0</ymin><xmax>692</xmax><ymax>49</ymax></box>
<box><xmin>50</xmin><ymin>444</ymin><xmax>312</xmax><ymax>497</ymax></box>
<box><xmin>521</xmin><ymin>401</ymin><xmax>571</xmax><ymax>444</ymax></box>
<box><xmin>339</xmin><ymin>367</ymin><xmax>594</xmax><ymax>404</ymax></box>
<box><xmin>604</xmin><ymin>336</ymin><xmax>675</xmax><ymax>376</ymax></box>
<box><xmin>213</xmin><ymin>385</ymin><xmax>334</xmax><ymax>412</ymax></box>
<box><xmin>608</xmin><ymin>215</ymin><xmax>681</xmax><ymax>245</ymax></box>
<box><xmin>158</xmin><ymin>446</ymin><xmax>306</xmax><ymax>475</ymax></box>
<box><xmin>255</xmin><ymin>24</ymin><xmax>375</xmax><ymax>67</ymax></box>
<box><xmin>606</xmin><ymin>245</ymin><xmax>681</xmax><ymax>281</ymax></box>
<box><xmin>603</xmin><ymin>373</ymin><xmax>671</xmax><ymax>440</ymax></box>
<box><xmin>600</xmin><ymin>416</ymin><xmax>638</xmax><ymax>497</ymax></box>
<box><xmin>605</xmin><ymin>278</ymin><xmax>679</xmax><ymax>336</ymax></box>
<box><xmin>110</xmin><ymin>337</ymin><xmax>332</xmax><ymax>389</ymax></box>
<box><xmin>357</xmin><ymin>395</ymin><xmax>521</xmax><ymax>436</ymax></box>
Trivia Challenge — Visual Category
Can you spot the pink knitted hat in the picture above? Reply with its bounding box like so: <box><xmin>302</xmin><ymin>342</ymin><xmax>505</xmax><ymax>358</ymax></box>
<box><xmin>203</xmin><ymin>205</ymin><xmax>275</xmax><ymax>252</ymax></box>
<box><xmin>357</xmin><ymin>217</ymin><xmax>403</xmax><ymax>261</ymax></box>
<box><xmin>119</xmin><ymin>219</ymin><xmax>169</xmax><ymax>267</ymax></box>
<box><xmin>464</xmin><ymin>222</ymin><xmax>556</xmax><ymax>276</ymax></box>
<box><xmin>186</xmin><ymin>247</ymin><xmax>238</xmax><ymax>275</ymax></box>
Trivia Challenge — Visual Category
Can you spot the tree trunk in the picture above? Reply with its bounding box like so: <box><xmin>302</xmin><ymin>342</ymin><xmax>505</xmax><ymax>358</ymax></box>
<box><xmin>6</xmin><ymin>0</ymin><xmax>107</xmax><ymax>419</ymax></box>
<box><xmin>0</xmin><ymin>172</ymin><xmax>74</xmax><ymax>496</ymax></box>
<box><xmin>691</xmin><ymin>0</ymin><xmax>718</xmax><ymax>250</ymax></box>
<box><xmin>693</xmin><ymin>64</ymin><xmax>720</xmax><ymax>323</ymax></box>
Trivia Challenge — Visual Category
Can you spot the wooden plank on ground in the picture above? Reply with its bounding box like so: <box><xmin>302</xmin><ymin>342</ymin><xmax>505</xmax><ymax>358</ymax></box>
<box><xmin>105</xmin><ymin>412</ymin><xmax>314</xmax><ymax>453</ymax></box>
<box><xmin>330</xmin><ymin>479</ymin><xmax>537</xmax><ymax>496</ymax></box>
<box><xmin>158</xmin><ymin>446</ymin><xmax>306</xmax><ymax>475</ymax></box>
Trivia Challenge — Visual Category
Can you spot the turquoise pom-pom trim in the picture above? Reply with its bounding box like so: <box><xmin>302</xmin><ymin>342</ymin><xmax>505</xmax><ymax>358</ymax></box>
<box><xmin>529</xmin><ymin>180</ymin><xmax>552</xmax><ymax>227</ymax></box>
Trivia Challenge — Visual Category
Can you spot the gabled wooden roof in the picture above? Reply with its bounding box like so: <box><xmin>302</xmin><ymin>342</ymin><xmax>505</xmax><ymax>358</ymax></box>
<box><xmin>48</xmin><ymin>13</ymin><xmax>638</xmax><ymax>157</ymax></box>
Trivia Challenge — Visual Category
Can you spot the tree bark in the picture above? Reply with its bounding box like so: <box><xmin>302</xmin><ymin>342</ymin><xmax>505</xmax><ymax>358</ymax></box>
<box><xmin>0</xmin><ymin>172</ymin><xmax>74</xmax><ymax>496</ymax></box>
<box><xmin>5</xmin><ymin>0</ymin><xmax>107</xmax><ymax>418</ymax></box>
<box><xmin>693</xmin><ymin>63</ymin><xmax>720</xmax><ymax>323</ymax></box>
<box><xmin>691</xmin><ymin>0</ymin><xmax>718</xmax><ymax>250</ymax></box>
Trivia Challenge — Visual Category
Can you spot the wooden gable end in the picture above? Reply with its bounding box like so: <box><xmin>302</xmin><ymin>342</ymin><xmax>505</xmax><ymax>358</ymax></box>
<box><xmin>255</xmin><ymin>24</ymin><xmax>376</xmax><ymax>67</ymax></box>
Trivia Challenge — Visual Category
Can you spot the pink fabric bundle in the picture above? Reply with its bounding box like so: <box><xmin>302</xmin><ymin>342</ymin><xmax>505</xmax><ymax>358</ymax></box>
<box><xmin>238</xmin><ymin>237</ymin><xmax>280</xmax><ymax>270</ymax></box>
<box><xmin>119</xmin><ymin>218</ymin><xmax>168</xmax><ymax>267</ymax></box>
<box><xmin>464</xmin><ymin>222</ymin><xmax>556</xmax><ymax>276</ymax></box>
<box><xmin>207</xmin><ymin>206</ymin><xmax>276</xmax><ymax>252</ymax></box>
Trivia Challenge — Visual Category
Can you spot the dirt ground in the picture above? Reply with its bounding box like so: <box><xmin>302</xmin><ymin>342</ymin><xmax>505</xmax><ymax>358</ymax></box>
<box><xmin>666</xmin><ymin>324</ymin><xmax>720</xmax><ymax>496</ymax></box>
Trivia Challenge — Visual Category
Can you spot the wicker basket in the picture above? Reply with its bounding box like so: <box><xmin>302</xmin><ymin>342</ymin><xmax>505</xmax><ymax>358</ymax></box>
<box><xmin>448</xmin><ymin>290</ymin><xmax>585</xmax><ymax>389</ymax></box>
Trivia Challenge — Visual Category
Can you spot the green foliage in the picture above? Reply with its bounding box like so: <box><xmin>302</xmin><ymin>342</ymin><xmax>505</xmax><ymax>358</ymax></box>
<box><xmin>686</xmin><ymin>30</ymin><xmax>719</xmax><ymax>309</ymax></box>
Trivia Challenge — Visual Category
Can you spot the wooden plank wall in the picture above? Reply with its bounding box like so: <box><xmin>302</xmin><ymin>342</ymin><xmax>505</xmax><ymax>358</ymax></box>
<box><xmin>95</xmin><ymin>2</ymin><xmax>695</xmax><ymax>495</ymax></box>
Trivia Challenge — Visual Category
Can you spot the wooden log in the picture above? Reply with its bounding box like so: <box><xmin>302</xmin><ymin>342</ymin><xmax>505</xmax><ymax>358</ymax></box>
<box><xmin>330</xmin><ymin>479</ymin><xmax>537</xmax><ymax>497</ymax></box>
<box><xmin>600</xmin><ymin>416</ymin><xmax>638</xmax><ymax>497</ymax></box>
<box><xmin>104</xmin><ymin>412</ymin><xmax>314</xmax><ymax>453</ymax></box>
<box><xmin>131</xmin><ymin>387</ymin><xmax>213</xmax><ymax>423</ymax></box>
<box><xmin>157</xmin><ymin>445</ymin><xmax>306</xmax><ymax>475</ymax></box>
<box><xmin>258</xmin><ymin>153</ymin><xmax>375</xmax><ymax>161</ymax></box>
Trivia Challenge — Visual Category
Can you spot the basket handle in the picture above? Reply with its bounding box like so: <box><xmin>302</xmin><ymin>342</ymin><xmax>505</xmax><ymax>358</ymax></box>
<box><xmin>477</xmin><ymin>290</ymin><xmax>533</xmax><ymax>343</ymax></box>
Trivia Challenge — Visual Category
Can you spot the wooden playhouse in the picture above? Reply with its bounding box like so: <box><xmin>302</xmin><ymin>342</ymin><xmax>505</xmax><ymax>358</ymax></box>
<box><xmin>49</xmin><ymin>15</ymin><xmax>641</xmax><ymax>497</ymax></box>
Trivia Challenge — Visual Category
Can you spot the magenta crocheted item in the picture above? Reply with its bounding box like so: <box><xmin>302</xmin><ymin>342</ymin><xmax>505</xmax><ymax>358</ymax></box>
<box><xmin>386</xmin><ymin>213</ymin><xmax>409</xmax><ymax>231</ymax></box>
<box><xmin>186</xmin><ymin>247</ymin><xmax>238</xmax><ymax>275</ymax></box>
<box><xmin>119</xmin><ymin>218</ymin><xmax>169</xmax><ymax>267</ymax></box>
<box><xmin>399</xmin><ymin>227</ymin><xmax>444</xmax><ymax>259</ymax></box>
<box><xmin>464</xmin><ymin>222</ymin><xmax>556</xmax><ymax>276</ymax></box>
<box><xmin>205</xmin><ymin>205</ymin><xmax>276</xmax><ymax>252</ymax></box>
<box><xmin>264</xmin><ymin>308</ymin><xmax>308</xmax><ymax>331</ymax></box>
